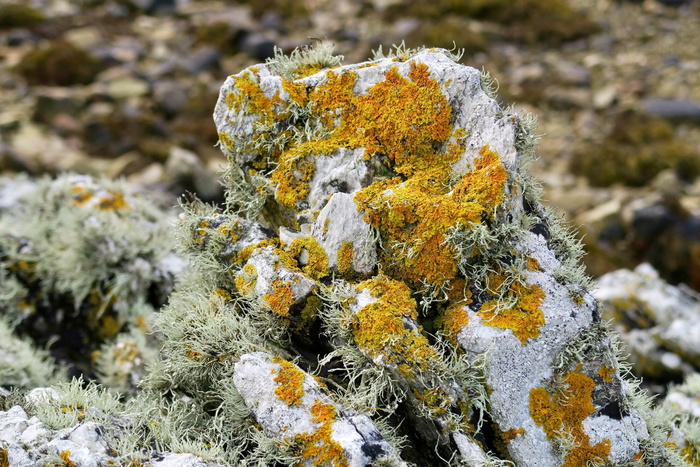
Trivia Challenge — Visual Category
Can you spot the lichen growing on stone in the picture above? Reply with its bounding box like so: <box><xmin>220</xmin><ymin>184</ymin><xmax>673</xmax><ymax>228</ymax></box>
<box><xmin>2</xmin><ymin>44</ymin><xmax>694</xmax><ymax>467</ymax></box>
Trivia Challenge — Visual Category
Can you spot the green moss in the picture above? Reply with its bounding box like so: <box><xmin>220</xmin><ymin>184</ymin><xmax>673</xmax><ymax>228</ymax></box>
<box><xmin>570</xmin><ymin>110</ymin><xmax>700</xmax><ymax>187</ymax></box>
<box><xmin>0</xmin><ymin>4</ymin><xmax>44</xmax><ymax>29</ymax></box>
<box><xmin>15</xmin><ymin>41</ymin><xmax>102</xmax><ymax>86</ymax></box>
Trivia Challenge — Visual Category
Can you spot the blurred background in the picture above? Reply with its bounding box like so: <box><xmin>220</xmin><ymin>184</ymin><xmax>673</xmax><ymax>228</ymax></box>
<box><xmin>0</xmin><ymin>0</ymin><xmax>698</xmax><ymax>291</ymax></box>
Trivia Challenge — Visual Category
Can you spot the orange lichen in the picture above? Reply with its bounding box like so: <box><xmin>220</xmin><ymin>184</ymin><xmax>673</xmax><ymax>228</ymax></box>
<box><xmin>289</xmin><ymin>237</ymin><xmax>330</xmax><ymax>280</ymax></box>
<box><xmin>234</xmin><ymin>263</ymin><xmax>257</xmax><ymax>297</ymax></box>
<box><xmin>355</xmin><ymin>146</ymin><xmax>507</xmax><ymax>291</ymax></box>
<box><xmin>281</xmin><ymin>79</ymin><xmax>309</xmax><ymax>106</ymax></box>
<box><xmin>452</xmin><ymin>145</ymin><xmax>508</xmax><ymax>217</ymax></box>
<box><xmin>529</xmin><ymin>371</ymin><xmax>612</xmax><ymax>466</ymax></box>
<box><xmin>413</xmin><ymin>387</ymin><xmax>452</xmax><ymax>417</ymax></box>
<box><xmin>272</xmin><ymin>357</ymin><xmax>306</xmax><ymax>406</ymax></box>
<box><xmin>478</xmin><ymin>273</ymin><xmax>546</xmax><ymax>345</ymax></box>
<box><xmin>336</xmin><ymin>241</ymin><xmax>354</xmax><ymax>275</ymax></box>
<box><xmin>270</xmin><ymin>146</ymin><xmax>317</xmax><ymax>208</ymax></box>
<box><xmin>195</xmin><ymin>220</ymin><xmax>210</xmax><ymax>244</ymax></box>
<box><xmin>263</xmin><ymin>278</ymin><xmax>295</xmax><ymax>317</ymax></box>
<box><xmin>295</xmin><ymin>399</ymin><xmax>347</xmax><ymax>466</ymax></box>
<box><xmin>0</xmin><ymin>449</ymin><xmax>7</xmax><ymax>467</ymax></box>
<box><xmin>352</xmin><ymin>275</ymin><xmax>438</xmax><ymax>377</ymax></box>
<box><xmin>597</xmin><ymin>365</ymin><xmax>615</xmax><ymax>384</ymax></box>
<box><xmin>60</xmin><ymin>450</ymin><xmax>76</xmax><ymax>467</ymax></box>
<box><xmin>227</xmin><ymin>70</ymin><xmax>287</xmax><ymax>124</ymax></box>
<box><xmin>502</xmin><ymin>427</ymin><xmax>525</xmax><ymax>442</ymax></box>
<box><xmin>526</xmin><ymin>257</ymin><xmax>542</xmax><ymax>272</ymax></box>
<box><xmin>441</xmin><ymin>302</ymin><xmax>471</xmax><ymax>345</ymax></box>
<box><xmin>96</xmin><ymin>190</ymin><xmax>130</xmax><ymax>211</ymax></box>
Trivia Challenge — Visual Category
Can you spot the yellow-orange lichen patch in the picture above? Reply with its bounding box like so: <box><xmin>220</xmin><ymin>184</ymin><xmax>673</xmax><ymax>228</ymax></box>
<box><xmin>502</xmin><ymin>427</ymin><xmax>525</xmax><ymax>442</ymax></box>
<box><xmin>529</xmin><ymin>371</ymin><xmax>612</xmax><ymax>466</ymax></box>
<box><xmin>336</xmin><ymin>241</ymin><xmax>354</xmax><ymax>275</ymax></box>
<box><xmin>288</xmin><ymin>236</ymin><xmax>330</xmax><ymax>280</ymax></box>
<box><xmin>598</xmin><ymin>365</ymin><xmax>616</xmax><ymax>384</ymax></box>
<box><xmin>526</xmin><ymin>257</ymin><xmax>542</xmax><ymax>272</ymax></box>
<box><xmin>295</xmin><ymin>399</ymin><xmax>348</xmax><ymax>467</ymax></box>
<box><xmin>227</xmin><ymin>70</ymin><xmax>287</xmax><ymax>124</ymax></box>
<box><xmin>97</xmin><ymin>190</ymin><xmax>130</xmax><ymax>211</ymax></box>
<box><xmin>272</xmin><ymin>357</ymin><xmax>306</xmax><ymax>406</ymax></box>
<box><xmin>60</xmin><ymin>450</ymin><xmax>76</xmax><ymax>467</ymax></box>
<box><xmin>478</xmin><ymin>273</ymin><xmax>545</xmax><ymax>345</ymax></box>
<box><xmin>355</xmin><ymin>147</ymin><xmax>507</xmax><ymax>291</ymax></box>
<box><xmin>452</xmin><ymin>145</ymin><xmax>508</xmax><ymax>218</ymax></box>
<box><xmin>263</xmin><ymin>278</ymin><xmax>295</xmax><ymax>317</ymax></box>
<box><xmin>270</xmin><ymin>145</ymin><xmax>317</xmax><ymax>209</ymax></box>
<box><xmin>353</xmin><ymin>275</ymin><xmax>439</xmax><ymax>377</ymax></box>
<box><xmin>441</xmin><ymin>301</ymin><xmax>471</xmax><ymax>346</ymax></box>
<box><xmin>1</xmin><ymin>448</ymin><xmax>8</xmax><ymax>467</ymax></box>
<box><xmin>281</xmin><ymin>79</ymin><xmax>310</xmax><ymax>106</ymax></box>
<box><xmin>234</xmin><ymin>263</ymin><xmax>258</xmax><ymax>297</ymax></box>
<box><xmin>71</xmin><ymin>185</ymin><xmax>93</xmax><ymax>206</ymax></box>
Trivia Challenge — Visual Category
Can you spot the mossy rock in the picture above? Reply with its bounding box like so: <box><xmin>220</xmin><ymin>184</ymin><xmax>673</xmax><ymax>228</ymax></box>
<box><xmin>570</xmin><ymin>110</ymin><xmax>700</xmax><ymax>187</ymax></box>
<box><xmin>0</xmin><ymin>4</ymin><xmax>44</xmax><ymax>29</ymax></box>
<box><xmin>14</xmin><ymin>41</ymin><xmax>103</xmax><ymax>86</ymax></box>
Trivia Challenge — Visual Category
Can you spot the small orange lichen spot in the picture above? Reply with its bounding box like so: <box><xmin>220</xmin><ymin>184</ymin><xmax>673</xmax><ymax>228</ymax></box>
<box><xmin>597</xmin><ymin>365</ymin><xmax>616</xmax><ymax>384</ymax></box>
<box><xmin>97</xmin><ymin>191</ymin><xmax>130</xmax><ymax>211</ymax></box>
<box><xmin>272</xmin><ymin>356</ymin><xmax>306</xmax><ymax>406</ymax></box>
<box><xmin>529</xmin><ymin>371</ymin><xmax>611</xmax><ymax>466</ymax></box>
<box><xmin>281</xmin><ymin>79</ymin><xmax>309</xmax><ymax>106</ymax></box>
<box><xmin>234</xmin><ymin>263</ymin><xmax>257</xmax><ymax>296</ymax></box>
<box><xmin>680</xmin><ymin>444</ymin><xmax>700</xmax><ymax>466</ymax></box>
<box><xmin>218</xmin><ymin>132</ymin><xmax>235</xmax><ymax>152</ymax></box>
<box><xmin>478</xmin><ymin>273</ymin><xmax>546</xmax><ymax>345</ymax></box>
<box><xmin>289</xmin><ymin>237</ymin><xmax>330</xmax><ymax>280</ymax></box>
<box><xmin>295</xmin><ymin>399</ymin><xmax>348</xmax><ymax>467</ymax></box>
<box><xmin>336</xmin><ymin>241</ymin><xmax>354</xmax><ymax>275</ymax></box>
<box><xmin>413</xmin><ymin>387</ymin><xmax>451</xmax><ymax>417</ymax></box>
<box><xmin>212</xmin><ymin>288</ymin><xmax>232</xmax><ymax>302</ymax></box>
<box><xmin>441</xmin><ymin>302</ymin><xmax>470</xmax><ymax>345</ymax></box>
<box><xmin>1</xmin><ymin>448</ymin><xmax>9</xmax><ymax>467</ymax></box>
<box><xmin>526</xmin><ymin>257</ymin><xmax>542</xmax><ymax>272</ymax></box>
<box><xmin>572</xmin><ymin>294</ymin><xmax>585</xmax><ymax>306</ymax></box>
<box><xmin>185</xmin><ymin>345</ymin><xmax>203</xmax><ymax>362</ymax></box>
<box><xmin>228</xmin><ymin>70</ymin><xmax>287</xmax><ymax>124</ymax></box>
<box><xmin>502</xmin><ymin>427</ymin><xmax>525</xmax><ymax>442</ymax></box>
<box><xmin>353</xmin><ymin>275</ymin><xmax>439</xmax><ymax>376</ymax></box>
<box><xmin>60</xmin><ymin>450</ymin><xmax>76</xmax><ymax>467</ymax></box>
<box><xmin>323</xmin><ymin>218</ymin><xmax>331</xmax><ymax>234</ymax></box>
<box><xmin>263</xmin><ymin>278</ymin><xmax>295</xmax><ymax>317</ymax></box>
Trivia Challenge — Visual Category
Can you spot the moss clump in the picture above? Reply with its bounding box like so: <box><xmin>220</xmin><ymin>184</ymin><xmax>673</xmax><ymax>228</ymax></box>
<box><xmin>14</xmin><ymin>41</ymin><xmax>103</xmax><ymax>86</ymax></box>
<box><xmin>570</xmin><ymin>110</ymin><xmax>700</xmax><ymax>187</ymax></box>
<box><xmin>0</xmin><ymin>4</ymin><xmax>44</xmax><ymax>29</ymax></box>
<box><xmin>530</xmin><ymin>371</ymin><xmax>612</xmax><ymax>466</ymax></box>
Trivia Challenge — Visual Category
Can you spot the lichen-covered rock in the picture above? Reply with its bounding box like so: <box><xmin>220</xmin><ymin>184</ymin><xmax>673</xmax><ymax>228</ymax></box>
<box><xmin>137</xmin><ymin>44</ymin><xmax>683</xmax><ymax>466</ymax></box>
<box><xmin>595</xmin><ymin>263</ymin><xmax>700</xmax><ymax>379</ymax></box>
